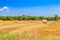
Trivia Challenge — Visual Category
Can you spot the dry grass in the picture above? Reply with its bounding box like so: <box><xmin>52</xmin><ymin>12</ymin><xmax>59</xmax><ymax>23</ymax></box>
<box><xmin>0</xmin><ymin>20</ymin><xmax>60</xmax><ymax>40</ymax></box>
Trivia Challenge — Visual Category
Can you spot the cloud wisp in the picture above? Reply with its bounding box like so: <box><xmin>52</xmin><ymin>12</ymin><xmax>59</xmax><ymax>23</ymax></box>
<box><xmin>0</xmin><ymin>6</ymin><xmax>9</xmax><ymax>11</ymax></box>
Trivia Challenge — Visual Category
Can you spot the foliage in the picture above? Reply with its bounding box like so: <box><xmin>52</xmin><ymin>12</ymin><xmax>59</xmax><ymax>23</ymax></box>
<box><xmin>54</xmin><ymin>15</ymin><xmax>59</xmax><ymax>21</ymax></box>
<box><xmin>0</xmin><ymin>15</ymin><xmax>59</xmax><ymax>21</ymax></box>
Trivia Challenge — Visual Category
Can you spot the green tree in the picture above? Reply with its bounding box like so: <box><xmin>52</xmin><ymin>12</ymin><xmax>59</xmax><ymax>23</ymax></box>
<box><xmin>0</xmin><ymin>16</ymin><xmax>7</xmax><ymax>20</ymax></box>
<box><xmin>39</xmin><ymin>16</ymin><xmax>46</xmax><ymax>20</ymax></box>
<box><xmin>47</xmin><ymin>17</ymin><xmax>52</xmax><ymax>21</ymax></box>
<box><xmin>54</xmin><ymin>15</ymin><xmax>59</xmax><ymax>21</ymax></box>
<box><xmin>7</xmin><ymin>16</ymin><xmax>14</xmax><ymax>20</ymax></box>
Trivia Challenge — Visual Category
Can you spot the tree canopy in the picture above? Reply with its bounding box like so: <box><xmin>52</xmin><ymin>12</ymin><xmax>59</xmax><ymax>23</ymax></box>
<box><xmin>0</xmin><ymin>15</ymin><xmax>59</xmax><ymax>21</ymax></box>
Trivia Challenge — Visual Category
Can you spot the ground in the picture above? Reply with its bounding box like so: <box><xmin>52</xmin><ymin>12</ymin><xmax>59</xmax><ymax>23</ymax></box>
<box><xmin>0</xmin><ymin>20</ymin><xmax>60</xmax><ymax>40</ymax></box>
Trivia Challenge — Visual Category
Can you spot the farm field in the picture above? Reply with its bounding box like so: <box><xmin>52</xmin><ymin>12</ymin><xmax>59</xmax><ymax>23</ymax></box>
<box><xmin>0</xmin><ymin>20</ymin><xmax>60</xmax><ymax>40</ymax></box>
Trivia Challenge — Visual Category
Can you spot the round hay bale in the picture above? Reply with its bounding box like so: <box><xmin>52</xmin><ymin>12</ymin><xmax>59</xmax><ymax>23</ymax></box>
<box><xmin>30</xmin><ymin>20</ymin><xmax>33</xmax><ymax>22</ymax></box>
<box><xmin>42</xmin><ymin>20</ymin><xmax>47</xmax><ymax>24</ymax></box>
<box><xmin>14</xmin><ymin>20</ymin><xmax>18</xmax><ymax>23</ymax></box>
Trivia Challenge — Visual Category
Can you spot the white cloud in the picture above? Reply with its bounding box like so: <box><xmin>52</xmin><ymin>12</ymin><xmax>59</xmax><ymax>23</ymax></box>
<box><xmin>0</xmin><ymin>6</ymin><xmax>9</xmax><ymax>11</ymax></box>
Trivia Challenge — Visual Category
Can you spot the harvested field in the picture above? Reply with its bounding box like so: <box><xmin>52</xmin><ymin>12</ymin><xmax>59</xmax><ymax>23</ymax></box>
<box><xmin>0</xmin><ymin>21</ymin><xmax>60</xmax><ymax>40</ymax></box>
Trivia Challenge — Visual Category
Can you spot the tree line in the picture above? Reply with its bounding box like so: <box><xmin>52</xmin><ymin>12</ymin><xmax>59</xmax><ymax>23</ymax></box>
<box><xmin>0</xmin><ymin>15</ymin><xmax>59</xmax><ymax>21</ymax></box>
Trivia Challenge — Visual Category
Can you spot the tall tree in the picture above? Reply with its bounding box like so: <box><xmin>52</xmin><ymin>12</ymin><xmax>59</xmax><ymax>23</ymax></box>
<box><xmin>54</xmin><ymin>15</ymin><xmax>59</xmax><ymax>21</ymax></box>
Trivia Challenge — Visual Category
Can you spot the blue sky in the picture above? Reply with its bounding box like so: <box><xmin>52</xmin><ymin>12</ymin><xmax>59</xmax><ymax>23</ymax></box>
<box><xmin>0</xmin><ymin>0</ymin><xmax>60</xmax><ymax>16</ymax></box>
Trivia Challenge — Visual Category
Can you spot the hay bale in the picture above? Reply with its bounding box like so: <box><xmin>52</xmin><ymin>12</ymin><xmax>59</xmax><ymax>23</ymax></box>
<box><xmin>30</xmin><ymin>20</ymin><xmax>33</xmax><ymax>22</ymax></box>
<box><xmin>14</xmin><ymin>20</ymin><xmax>18</xmax><ymax>23</ymax></box>
<box><xmin>42</xmin><ymin>20</ymin><xmax>47</xmax><ymax>24</ymax></box>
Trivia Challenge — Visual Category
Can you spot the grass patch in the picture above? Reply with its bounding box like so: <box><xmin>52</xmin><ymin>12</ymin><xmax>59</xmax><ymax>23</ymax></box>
<box><xmin>0</xmin><ymin>31</ymin><xmax>19</xmax><ymax>40</ymax></box>
<box><xmin>0</xmin><ymin>31</ymin><xmax>33</xmax><ymax>40</ymax></box>
<box><xmin>0</xmin><ymin>31</ymin><xmax>60</xmax><ymax>40</ymax></box>
<box><xmin>41</xmin><ymin>36</ymin><xmax>60</xmax><ymax>40</ymax></box>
